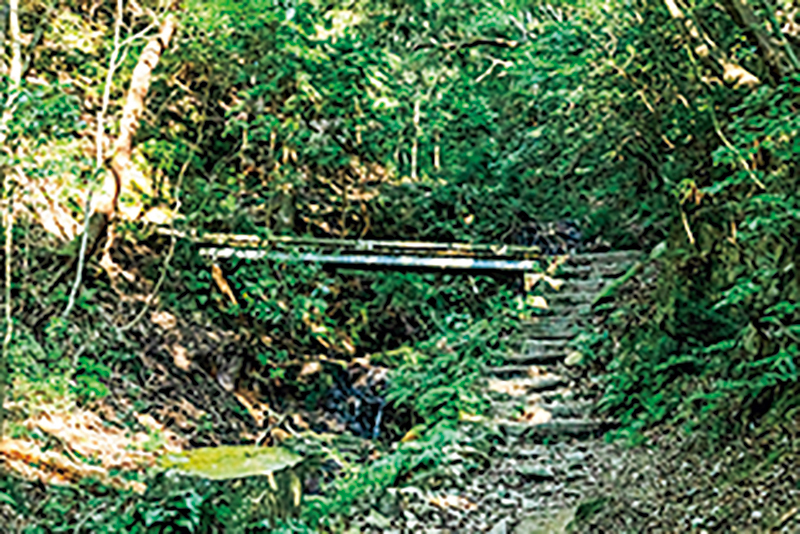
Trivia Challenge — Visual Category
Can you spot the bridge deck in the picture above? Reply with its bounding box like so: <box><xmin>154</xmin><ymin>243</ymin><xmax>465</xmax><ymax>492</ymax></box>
<box><xmin>200</xmin><ymin>249</ymin><xmax>541</xmax><ymax>271</ymax></box>
<box><xmin>158</xmin><ymin>228</ymin><xmax>540</xmax><ymax>257</ymax></box>
<box><xmin>160</xmin><ymin>228</ymin><xmax>639</xmax><ymax>273</ymax></box>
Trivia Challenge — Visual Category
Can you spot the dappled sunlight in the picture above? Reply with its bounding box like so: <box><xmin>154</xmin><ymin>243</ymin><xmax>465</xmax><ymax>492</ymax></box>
<box><xmin>0</xmin><ymin>406</ymin><xmax>184</xmax><ymax>493</ymax></box>
<box><xmin>0</xmin><ymin>0</ymin><xmax>797</xmax><ymax>530</ymax></box>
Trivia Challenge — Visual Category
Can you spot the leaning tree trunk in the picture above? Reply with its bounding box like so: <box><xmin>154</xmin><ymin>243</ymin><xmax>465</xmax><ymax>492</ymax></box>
<box><xmin>662</xmin><ymin>0</ymin><xmax>760</xmax><ymax>88</ymax></box>
<box><xmin>42</xmin><ymin>13</ymin><xmax>178</xmax><ymax>318</ymax></box>
<box><xmin>93</xmin><ymin>15</ymin><xmax>177</xmax><ymax>276</ymax></box>
<box><xmin>96</xmin><ymin>14</ymin><xmax>178</xmax><ymax>219</ymax></box>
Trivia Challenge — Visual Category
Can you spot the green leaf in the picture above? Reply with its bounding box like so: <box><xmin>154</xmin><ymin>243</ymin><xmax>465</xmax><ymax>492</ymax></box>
<box><xmin>565</xmin><ymin>351</ymin><xmax>584</xmax><ymax>367</ymax></box>
<box><xmin>0</xmin><ymin>491</ymin><xmax>16</xmax><ymax>507</ymax></box>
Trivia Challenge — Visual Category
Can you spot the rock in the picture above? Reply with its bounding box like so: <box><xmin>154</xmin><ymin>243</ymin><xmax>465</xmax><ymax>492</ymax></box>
<box><xmin>488</xmin><ymin>517</ymin><xmax>509</xmax><ymax>534</ymax></box>
<box><xmin>513</xmin><ymin>508</ymin><xmax>575</xmax><ymax>534</ymax></box>
<box><xmin>515</xmin><ymin>446</ymin><xmax>548</xmax><ymax>459</ymax></box>
<box><xmin>562</xmin><ymin>451</ymin><xmax>589</xmax><ymax>463</ymax></box>
<box><xmin>521</xmin><ymin>497</ymin><xmax>541</xmax><ymax>511</ymax></box>
<box><xmin>516</xmin><ymin>464</ymin><xmax>556</xmax><ymax>481</ymax></box>
<box><xmin>364</xmin><ymin>510</ymin><xmax>394</xmax><ymax>530</ymax></box>
<box><xmin>564</xmin><ymin>351</ymin><xmax>584</xmax><ymax>367</ymax></box>
<box><xmin>565</xmin><ymin>470</ymin><xmax>588</xmax><ymax>482</ymax></box>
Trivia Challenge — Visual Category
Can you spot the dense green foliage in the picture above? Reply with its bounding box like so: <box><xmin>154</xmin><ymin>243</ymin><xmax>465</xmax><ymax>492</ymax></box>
<box><xmin>159</xmin><ymin>0</ymin><xmax>799</xmax><ymax>436</ymax></box>
<box><xmin>0</xmin><ymin>0</ymin><xmax>798</xmax><ymax>530</ymax></box>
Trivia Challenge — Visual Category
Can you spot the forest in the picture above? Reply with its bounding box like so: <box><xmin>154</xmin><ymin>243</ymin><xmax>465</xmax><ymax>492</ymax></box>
<box><xmin>0</xmin><ymin>0</ymin><xmax>798</xmax><ymax>531</ymax></box>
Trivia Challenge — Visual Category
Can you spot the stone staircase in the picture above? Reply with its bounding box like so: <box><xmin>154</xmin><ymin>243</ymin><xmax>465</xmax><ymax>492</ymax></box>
<box><xmin>373</xmin><ymin>250</ymin><xmax>643</xmax><ymax>533</ymax></box>
<box><xmin>482</xmin><ymin>250</ymin><xmax>641</xmax><ymax>440</ymax></box>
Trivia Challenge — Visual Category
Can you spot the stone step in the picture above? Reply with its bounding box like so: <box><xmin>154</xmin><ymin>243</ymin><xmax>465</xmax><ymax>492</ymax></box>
<box><xmin>538</xmin><ymin>303</ymin><xmax>593</xmax><ymax>317</ymax></box>
<box><xmin>485</xmin><ymin>376</ymin><xmax>568</xmax><ymax>397</ymax></box>
<box><xmin>522</xmin><ymin>325</ymin><xmax>578</xmax><ymax>339</ymax></box>
<box><xmin>503</xmin><ymin>343</ymin><xmax>567</xmax><ymax>364</ymax></box>
<box><xmin>523</xmin><ymin>339</ymin><xmax>570</xmax><ymax>353</ymax></box>
<box><xmin>555</xmin><ymin>264</ymin><xmax>632</xmax><ymax>279</ymax></box>
<box><xmin>544</xmin><ymin>291</ymin><xmax>596</xmax><ymax>304</ymax></box>
<box><xmin>503</xmin><ymin>350</ymin><xmax>569</xmax><ymax>365</ymax></box>
<box><xmin>568</xmin><ymin>278</ymin><xmax>612</xmax><ymax>291</ymax></box>
<box><xmin>523</xmin><ymin>314</ymin><xmax>587</xmax><ymax>326</ymax></box>
<box><xmin>494</xmin><ymin>399</ymin><xmax>595</xmax><ymax>420</ymax></box>
<box><xmin>489</xmin><ymin>389</ymin><xmax>578</xmax><ymax>410</ymax></box>
<box><xmin>492</xmin><ymin>442</ymin><xmax>595</xmax><ymax>460</ymax></box>
<box><xmin>494</xmin><ymin>418</ymin><xmax>611</xmax><ymax>438</ymax></box>
<box><xmin>512</xmin><ymin>463</ymin><xmax>559</xmax><ymax>482</ymax></box>
<box><xmin>483</xmin><ymin>364</ymin><xmax>546</xmax><ymax>378</ymax></box>
<box><xmin>562</xmin><ymin>250</ymin><xmax>641</xmax><ymax>265</ymax></box>
<box><xmin>543</xmin><ymin>400</ymin><xmax>595</xmax><ymax>417</ymax></box>
<box><xmin>494</xmin><ymin>444</ymin><xmax>551</xmax><ymax>460</ymax></box>
<box><xmin>521</xmin><ymin>316</ymin><xmax>586</xmax><ymax>338</ymax></box>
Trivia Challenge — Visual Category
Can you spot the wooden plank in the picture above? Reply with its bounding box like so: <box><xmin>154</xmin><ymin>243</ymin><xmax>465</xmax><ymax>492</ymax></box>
<box><xmin>161</xmin><ymin>228</ymin><xmax>641</xmax><ymax>263</ymax></box>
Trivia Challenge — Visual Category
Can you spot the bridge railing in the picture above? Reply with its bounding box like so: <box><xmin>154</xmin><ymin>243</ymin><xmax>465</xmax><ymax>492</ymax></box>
<box><xmin>157</xmin><ymin>227</ymin><xmax>546</xmax><ymax>273</ymax></box>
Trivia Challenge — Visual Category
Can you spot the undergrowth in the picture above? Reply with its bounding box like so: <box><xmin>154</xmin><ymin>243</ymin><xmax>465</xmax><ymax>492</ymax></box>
<box><xmin>0</xmin><ymin>250</ymin><xmax>529</xmax><ymax>531</ymax></box>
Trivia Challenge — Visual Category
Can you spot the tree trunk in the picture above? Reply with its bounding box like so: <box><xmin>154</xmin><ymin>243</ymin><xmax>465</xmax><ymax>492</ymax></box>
<box><xmin>93</xmin><ymin>14</ymin><xmax>176</xmax><ymax>278</ymax></box>
<box><xmin>95</xmin><ymin>14</ymin><xmax>177</xmax><ymax>219</ymax></box>
<box><xmin>411</xmin><ymin>99</ymin><xmax>420</xmax><ymax>180</ymax></box>
<box><xmin>720</xmin><ymin>0</ymin><xmax>795</xmax><ymax>78</ymax></box>
<box><xmin>663</xmin><ymin>0</ymin><xmax>760</xmax><ymax>88</ymax></box>
<box><xmin>0</xmin><ymin>0</ymin><xmax>22</xmax><ymax>441</ymax></box>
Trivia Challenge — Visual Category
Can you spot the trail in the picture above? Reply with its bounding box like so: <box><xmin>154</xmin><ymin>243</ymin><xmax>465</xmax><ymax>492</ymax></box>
<box><xmin>358</xmin><ymin>251</ymin><xmax>645</xmax><ymax>533</ymax></box>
